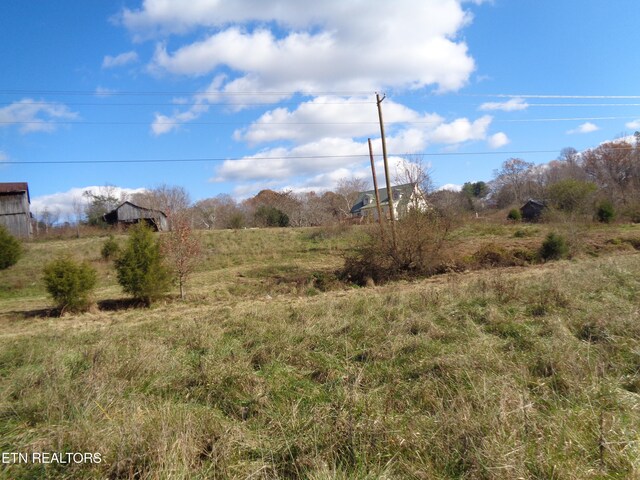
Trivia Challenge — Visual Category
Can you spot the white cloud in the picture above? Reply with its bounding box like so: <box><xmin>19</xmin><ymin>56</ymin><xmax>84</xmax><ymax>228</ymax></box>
<box><xmin>234</xmin><ymin>96</ymin><xmax>493</xmax><ymax>150</ymax></box>
<box><xmin>150</xmin><ymin>103</ymin><xmax>210</xmax><ymax>135</ymax></box>
<box><xmin>95</xmin><ymin>86</ymin><xmax>117</xmax><ymax>97</ymax></box>
<box><xmin>123</xmin><ymin>1</ymin><xmax>475</xmax><ymax>96</ymax></box>
<box><xmin>212</xmin><ymin>137</ymin><xmax>368</xmax><ymax>183</ymax></box>
<box><xmin>212</xmin><ymin>108</ymin><xmax>496</xmax><ymax>195</ymax></box>
<box><xmin>567</xmin><ymin>122</ymin><xmax>599</xmax><ymax>134</ymax></box>
<box><xmin>479</xmin><ymin>97</ymin><xmax>529</xmax><ymax>112</ymax></box>
<box><xmin>488</xmin><ymin>132</ymin><xmax>509</xmax><ymax>148</ymax></box>
<box><xmin>31</xmin><ymin>186</ymin><xmax>147</xmax><ymax>219</ymax></box>
<box><xmin>438</xmin><ymin>183</ymin><xmax>462</xmax><ymax>192</ymax></box>
<box><xmin>625</xmin><ymin>119</ymin><xmax>640</xmax><ymax>130</ymax></box>
<box><xmin>212</xmin><ymin>112</ymin><xmax>493</xmax><ymax>191</ymax></box>
<box><xmin>0</xmin><ymin>151</ymin><xmax>7</xmax><ymax>162</ymax></box>
<box><xmin>119</xmin><ymin>1</ymin><xmax>498</xmax><ymax>195</ymax></box>
<box><xmin>428</xmin><ymin>115</ymin><xmax>492</xmax><ymax>144</ymax></box>
<box><xmin>234</xmin><ymin>96</ymin><xmax>439</xmax><ymax>145</ymax></box>
<box><xmin>0</xmin><ymin>99</ymin><xmax>79</xmax><ymax>133</ymax></box>
<box><xmin>102</xmin><ymin>51</ymin><xmax>139</xmax><ymax>68</ymax></box>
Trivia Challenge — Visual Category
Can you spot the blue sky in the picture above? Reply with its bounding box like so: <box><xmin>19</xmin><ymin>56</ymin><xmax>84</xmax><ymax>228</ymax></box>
<box><xmin>2</xmin><ymin>0</ymin><xmax>640</xmax><ymax>216</ymax></box>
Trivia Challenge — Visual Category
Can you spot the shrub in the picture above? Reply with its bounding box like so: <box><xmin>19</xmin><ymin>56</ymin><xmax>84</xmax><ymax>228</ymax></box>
<box><xmin>227</xmin><ymin>212</ymin><xmax>245</xmax><ymax>229</ymax></box>
<box><xmin>540</xmin><ymin>232</ymin><xmax>569</xmax><ymax>261</ymax></box>
<box><xmin>507</xmin><ymin>208</ymin><xmax>521</xmax><ymax>221</ymax></box>
<box><xmin>596</xmin><ymin>200</ymin><xmax>615</xmax><ymax>223</ymax></box>
<box><xmin>621</xmin><ymin>203</ymin><xmax>640</xmax><ymax>223</ymax></box>
<box><xmin>115</xmin><ymin>223</ymin><xmax>170</xmax><ymax>306</ymax></box>
<box><xmin>254</xmin><ymin>205</ymin><xmax>289</xmax><ymax>227</ymax></box>
<box><xmin>101</xmin><ymin>235</ymin><xmax>120</xmax><ymax>260</ymax></box>
<box><xmin>43</xmin><ymin>256</ymin><xmax>97</xmax><ymax>313</ymax></box>
<box><xmin>342</xmin><ymin>210</ymin><xmax>451</xmax><ymax>285</ymax></box>
<box><xmin>546</xmin><ymin>179</ymin><xmax>597</xmax><ymax>213</ymax></box>
<box><xmin>0</xmin><ymin>225</ymin><xmax>22</xmax><ymax>269</ymax></box>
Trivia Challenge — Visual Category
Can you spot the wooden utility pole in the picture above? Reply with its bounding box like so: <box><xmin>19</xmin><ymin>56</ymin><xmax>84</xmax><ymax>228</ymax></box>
<box><xmin>368</xmin><ymin>138</ymin><xmax>385</xmax><ymax>236</ymax></box>
<box><xmin>376</xmin><ymin>92</ymin><xmax>397</xmax><ymax>249</ymax></box>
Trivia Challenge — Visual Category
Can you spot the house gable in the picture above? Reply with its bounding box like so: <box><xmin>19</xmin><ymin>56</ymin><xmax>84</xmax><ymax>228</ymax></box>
<box><xmin>351</xmin><ymin>183</ymin><xmax>427</xmax><ymax>219</ymax></box>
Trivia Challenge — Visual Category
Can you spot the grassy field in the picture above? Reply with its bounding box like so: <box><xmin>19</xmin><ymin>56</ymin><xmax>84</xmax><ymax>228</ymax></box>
<box><xmin>1</xmin><ymin>221</ymin><xmax>639</xmax><ymax>479</ymax></box>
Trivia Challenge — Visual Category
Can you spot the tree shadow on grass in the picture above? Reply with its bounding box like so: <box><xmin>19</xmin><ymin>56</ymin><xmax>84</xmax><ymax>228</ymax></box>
<box><xmin>2</xmin><ymin>307</ymin><xmax>56</xmax><ymax>320</ymax></box>
<box><xmin>3</xmin><ymin>297</ymin><xmax>158</xmax><ymax>321</ymax></box>
<box><xmin>98</xmin><ymin>298</ymin><xmax>148</xmax><ymax>311</ymax></box>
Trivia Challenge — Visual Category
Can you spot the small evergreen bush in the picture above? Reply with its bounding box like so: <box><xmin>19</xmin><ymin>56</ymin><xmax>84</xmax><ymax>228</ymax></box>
<box><xmin>254</xmin><ymin>205</ymin><xmax>289</xmax><ymax>227</ymax></box>
<box><xmin>227</xmin><ymin>212</ymin><xmax>245</xmax><ymax>229</ymax></box>
<box><xmin>115</xmin><ymin>223</ymin><xmax>170</xmax><ymax>306</ymax></box>
<box><xmin>596</xmin><ymin>200</ymin><xmax>615</xmax><ymax>223</ymax></box>
<box><xmin>540</xmin><ymin>232</ymin><xmax>569</xmax><ymax>261</ymax></box>
<box><xmin>43</xmin><ymin>256</ymin><xmax>97</xmax><ymax>313</ymax></box>
<box><xmin>0</xmin><ymin>225</ymin><xmax>22</xmax><ymax>269</ymax></box>
<box><xmin>101</xmin><ymin>235</ymin><xmax>120</xmax><ymax>260</ymax></box>
<box><xmin>507</xmin><ymin>208</ymin><xmax>522</xmax><ymax>221</ymax></box>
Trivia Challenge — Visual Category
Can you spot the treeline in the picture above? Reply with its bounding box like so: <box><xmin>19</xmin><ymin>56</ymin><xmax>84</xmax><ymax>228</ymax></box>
<box><xmin>423</xmin><ymin>138</ymin><xmax>640</xmax><ymax>222</ymax></box>
<box><xmin>35</xmin><ymin>138</ymin><xmax>640</xmax><ymax>235</ymax></box>
<box><xmin>76</xmin><ymin>178</ymin><xmax>369</xmax><ymax>231</ymax></box>
<box><xmin>488</xmin><ymin>139</ymin><xmax>640</xmax><ymax>221</ymax></box>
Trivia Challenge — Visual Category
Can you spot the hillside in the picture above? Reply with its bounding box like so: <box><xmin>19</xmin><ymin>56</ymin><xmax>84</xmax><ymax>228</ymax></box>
<box><xmin>1</xmin><ymin>223</ymin><xmax>639</xmax><ymax>479</ymax></box>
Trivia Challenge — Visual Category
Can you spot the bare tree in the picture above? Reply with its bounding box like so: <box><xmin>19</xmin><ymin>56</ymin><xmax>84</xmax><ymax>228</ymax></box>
<box><xmin>582</xmin><ymin>141</ymin><xmax>636</xmax><ymax>204</ymax></box>
<box><xmin>162</xmin><ymin>218</ymin><xmax>202</xmax><ymax>300</ymax></box>
<box><xmin>132</xmin><ymin>184</ymin><xmax>191</xmax><ymax>229</ymax></box>
<box><xmin>394</xmin><ymin>154</ymin><xmax>434</xmax><ymax>209</ymax></box>
<box><xmin>298</xmin><ymin>191</ymin><xmax>339</xmax><ymax>226</ymax></box>
<box><xmin>38</xmin><ymin>207</ymin><xmax>61</xmax><ymax>234</ymax></box>
<box><xmin>191</xmin><ymin>194</ymin><xmax>243</xmax><ymax>229</ymax></box>
<box><xmin>492</xmin><ymin>158</ymin><xmax>535</xmax><ymax>205</ymax></box>
<box><xmin>335</xmin><ymin>177</ymin><xmax>369</xmax><ymax>219</ymax></box>
<box><xmin>72</xmin><ymin>198</ymin><xmax>85</xmax><ymax>238</ymax></box>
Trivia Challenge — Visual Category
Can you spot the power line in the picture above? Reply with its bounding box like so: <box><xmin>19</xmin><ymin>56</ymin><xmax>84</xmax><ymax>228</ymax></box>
<box><xmin>495</xmin><ymin>116</ymin><xmax>640</xmax><ymax>123</ymax></box>
<box><xmin>0</xmin><ymin>89</ymin><xmax>374</xmax><ymax>97</ymax></box>
<box><xmin>469</xmin><ymin>94</ymin><xmax>640</xmax><ymax>99</ymax></box>
<box><xmin>0</xmin><ymin>120</ymin><xmax>382</xmax><ymax>126</ymax></box>
<box><xmin>3</xmin><ymin>115</ymin><xmax>640</xmax><ymax>127</ymax></box>
<box><xmin>4</xmin><ymin>147</ymin><xmax>636</xmax><ymax>165</ymax></box>
<box><xmin>3</xmin><ymin>89</ymin><xmax>640</xmax><ymax>98</ymax></box>
<box><xmin>0</xmin><ymin>100</ymin><xmax>375</xmax><ymax>107</ymax></box>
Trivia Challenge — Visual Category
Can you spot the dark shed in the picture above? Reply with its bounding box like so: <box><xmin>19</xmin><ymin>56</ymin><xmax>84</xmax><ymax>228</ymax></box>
<box><xmin>520</xmin><ymin>199</ymin><xmax>546</xmax><ymax>222</ymax></box>
<box><xmin>0</xmin><ymin>182</ymin><xmax>32</xmax><ymax>238</ymax></box>
<box><xmin>103</xmin><ymin>201</ymin><xmax>168</xmax><ymax>231</ymax></box>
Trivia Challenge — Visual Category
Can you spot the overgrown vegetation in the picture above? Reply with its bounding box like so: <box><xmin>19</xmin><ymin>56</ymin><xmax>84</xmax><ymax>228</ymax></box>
<box><xmin>0</xmin><ymin>225</ymin><xmax>22</xmax><ymax>270</ymax></box>
<box><xmin>1</xmin><ymin>221</ymin><xmax>640</xmax><ymax>478</ymax></box>
<box><xmin>42</xmin><ymin>256</ymin><xmax>97</xmax><ymax>313</ymax></box>
<box><xmin>342</xmin><ymin>210</ymin><xmax>452</xmax><ymax>285</ymax></box>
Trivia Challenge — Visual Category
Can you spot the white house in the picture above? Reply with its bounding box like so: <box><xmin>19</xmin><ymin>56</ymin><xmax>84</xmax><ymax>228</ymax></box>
<box><xmin>350</xmin><ymin>183</ymin><xmax>429</xmax><ymax>220</ymax></box>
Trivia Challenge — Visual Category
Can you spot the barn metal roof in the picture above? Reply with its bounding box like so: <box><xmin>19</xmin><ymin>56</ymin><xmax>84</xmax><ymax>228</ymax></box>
<box><xmin>0</xmin><ymin>182</ymin><xmax>30</xmax><ymax>202</ymax></box>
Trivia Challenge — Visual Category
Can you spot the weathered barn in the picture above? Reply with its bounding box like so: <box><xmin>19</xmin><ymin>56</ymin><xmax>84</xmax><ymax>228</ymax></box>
<box><xmin>520</xmin><ymin>199</ymin><xmax>546</xmax><ymax>222</ymax></box>
<box><xmin>0</xmin><ymin>182</ymin><xmax>32</xmax><ymax>238</ymax></box>
<box><xmin>103</xmin><ymin>201</ymin><xmax>168</xmax><ymax>231</ymax></box>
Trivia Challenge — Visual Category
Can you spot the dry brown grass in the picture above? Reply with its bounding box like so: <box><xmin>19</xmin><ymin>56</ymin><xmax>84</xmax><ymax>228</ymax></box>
<box><xmin>0</xmin><ymin>223</ymin><xmax>639</xmax><ymax>478</ymax></box>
